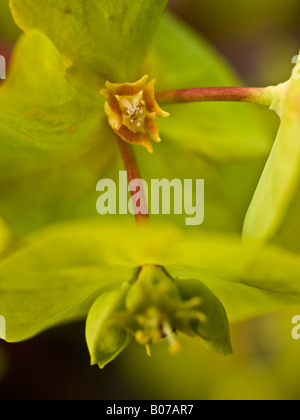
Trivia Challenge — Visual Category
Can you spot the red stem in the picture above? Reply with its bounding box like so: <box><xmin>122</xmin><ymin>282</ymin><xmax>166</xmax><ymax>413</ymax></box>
<box><xmin>156</xmin><ymin>86</ymin><xmax>274</xmax><ymax>107</ymax></box>
<box><xmin>117</xmin><ymin>137</ymin><xmax>150</xmax><ymax>226</ymax></box>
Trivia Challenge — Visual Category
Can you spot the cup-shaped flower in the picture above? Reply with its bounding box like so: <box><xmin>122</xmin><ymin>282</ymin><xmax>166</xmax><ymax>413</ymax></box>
<box><xmin>86</xmin><ymin>265</ymin><xmax>232</xmax><ymax>369</ymax></box>
<box><xmin>100</xmin><ymin>75</ymin><xmax>170</xmax><ymax>153</ymax></box>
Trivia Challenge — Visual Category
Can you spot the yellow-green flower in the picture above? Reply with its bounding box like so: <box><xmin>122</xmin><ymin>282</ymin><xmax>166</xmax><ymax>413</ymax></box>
<box><xmin>86</xmin><ymin>264</ymin><xmax>232</xmax><ymax>369</ymax></box>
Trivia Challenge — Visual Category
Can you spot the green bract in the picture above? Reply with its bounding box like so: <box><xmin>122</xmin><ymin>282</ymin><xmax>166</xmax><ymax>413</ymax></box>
<box><xmin>243</xmin><ymin>54</ymin><xmax>300</xmax><ymax>243</ymax></box>
<box><xmin>0</xmin><ymin>32</ymin><xmax>103</xmax><ymax>177</ymax></box>
<box><xmin>176</xmin><ymin>278</ymin><xmax>232</xmax><ymax>355</ymax></box>
<box><xmin>10</xmin><ymin>0</ymin><xmax>169</xmax><ymax>84</ymax></box>
<box><xmin>86</xmin><ymin>288</ymin><xmax>133</xmax><ymax>369</ymax></box>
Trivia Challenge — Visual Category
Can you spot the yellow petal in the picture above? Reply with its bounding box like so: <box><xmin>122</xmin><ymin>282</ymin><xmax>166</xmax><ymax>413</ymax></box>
<box><xmin>143</xmin><ymin>80</ymin><xmax>170</xmax><ymax>118</ymax></box>
<box><xmin>105</xmin><ymin>75</ymin><xmax>149</xmax><ymax>96</ymax></box>
<box><xmin>100</xmin><ymin>88</ymin><xmax>123</xmax><ymax>130</ymax></box>
<box><xmin>116</xmin><ymin>125</ymin><xmax>154</xmax><ymax>153</ymax></box>
<box><xmin>144</xmin><ymin>113</ymin><xmax>161</xmax><ymax>143</ymax></box>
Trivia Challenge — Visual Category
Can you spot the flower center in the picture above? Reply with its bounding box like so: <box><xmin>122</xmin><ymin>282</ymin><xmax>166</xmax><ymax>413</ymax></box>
<box><xmin>126</xmin><ymin>103</ymin><xmax>143</xmax><ymax>124</ymax></box>
<box><xmin>134</xmin><ymin>307</ymin><xmax>182</xmax><ymax>356</ymax></box>
<box><xmin>118</xmin><ymin>93</ymin><xmax>146</xmax><ymax>131</ymax></box>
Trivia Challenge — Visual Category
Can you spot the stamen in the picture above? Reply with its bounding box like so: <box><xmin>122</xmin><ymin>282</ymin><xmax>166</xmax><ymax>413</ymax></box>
<box><xmin>162</xmin><ymin>322</ymin><xmax>182</xmax><ymax>355</ymax></box>
<box><xmin>125</xmin><ymin>100</ymin><xmax>145</xmax><ymax>126</ymax></box>
<box><xmin>135</xmin><ymin>330</ymin><xmax>149</xmax><ymax>345</ymax></box>
<box><xmin>145</xmin><ymin>344</ymin><xmax>152</xmax><ymax>357</ymax></box>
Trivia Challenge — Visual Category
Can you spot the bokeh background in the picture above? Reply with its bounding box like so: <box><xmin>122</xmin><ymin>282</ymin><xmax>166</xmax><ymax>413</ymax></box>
<box><xmin>1</xmin><ymin>0</ymin><xmax>300</xmax><ymax>400</ymax></box>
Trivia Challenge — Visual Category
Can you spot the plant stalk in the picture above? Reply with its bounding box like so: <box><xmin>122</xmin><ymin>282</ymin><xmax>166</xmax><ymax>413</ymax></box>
<box><xmin>117</xmin><ymin>137</ymin><xmax>150</xmax><ymax>226</ymax></box>
<box><xmin>156</xmin><ymin>86</ymin><xmax>275</xmax><ymax>107</ymax></box>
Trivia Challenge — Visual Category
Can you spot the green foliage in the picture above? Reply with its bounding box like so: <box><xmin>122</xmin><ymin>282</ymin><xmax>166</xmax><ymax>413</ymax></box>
<box><xmin>10</xmin><ymin>0</ymin><xmax>169</xmax><ymax>84</ymax></box>
<box><xmin>0</xmin><ymin>32</ymin><xmax>103</xmax><ymax>177</ymax></box>
<box><xmin>2</xmin><ymin>220</ymin><xmax>300</xmax><ymax>349</ymax></box>
<box><xmin>176</xmin><ymin>278</ymin><xmax>232</xmax><ymax>355</ymax></box>
<box><xmin>1</xmin><ymin>0</ymin><xmax>300</xmax><ymax>368</ymax></box>
<box><xmin>86</xmin><ymin>288</ymin><xmax>133</xmax><ymax>368</ymax></box>
<box><xmin>243</xmin><ymin>56</ymin><xmax>300</xmax><ymax>242</ymax></box>
<box><xmin>0</xmin><ymin>221</ymin><xmax>134</xmax><ymax>342</ymax></box>
<box><xmin>0</xmin><ymin>7</ymin><xmax>272</xmax><ymax>238</ymax></box>
<box><xmin>145</xmin><ymin>14</ymin><xmax>272</xmax><ymax>161</ymax></box>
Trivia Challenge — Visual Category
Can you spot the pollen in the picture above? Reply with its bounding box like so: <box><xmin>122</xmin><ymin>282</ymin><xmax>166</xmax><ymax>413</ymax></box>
<box><xmin>100</xmin><ymin>75</ymin><xmax>169</xmax><ymax>153</ymax></box>
<box><xmin>119</xmin><ymin>93</ymin><xmax>146</xmax><ymax>130</ymax></box>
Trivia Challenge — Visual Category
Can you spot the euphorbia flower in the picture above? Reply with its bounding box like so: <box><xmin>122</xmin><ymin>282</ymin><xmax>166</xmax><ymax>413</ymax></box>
<box><xmin>86</xmin><ymin>264</ymin><xmax>232</xmax><ymax>369</ymax></box>
<box><xmin>100</xmin><ymin>75</ymin><xmax>169</xmax><ymax>153</ymax></box>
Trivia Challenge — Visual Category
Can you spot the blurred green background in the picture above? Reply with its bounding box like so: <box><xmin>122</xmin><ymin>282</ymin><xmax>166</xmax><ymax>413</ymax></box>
<box><xmin>1</xmin><ymin>0</ymin><xmax>300</xmax><ymax>400</ymax></box>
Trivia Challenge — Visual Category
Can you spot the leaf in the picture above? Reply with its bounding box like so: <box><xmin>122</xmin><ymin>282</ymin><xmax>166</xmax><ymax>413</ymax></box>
<box><xmin>86</xmin><ymin>289</ymin><xmax>133</xmax><ymax>368</ymax></box>
<box><xmin>176</xmin><ymin>278</ymin><xmax>232</xmax><ymax>355</ymax></box>
<box><xmin>9</xmin><ymin>0</ymin><xmax>169</xmax><ymax>85</ymax></box>
<box><xmin>135</xmin><ymin>133</ymin><xmax>268</xmax><ymax>234</ymax></box>
<box><xmin>2</xmin><ymin>219</ymin><xmax>300</xmax><ymax>344</ymax></box>
<box><xmin>144</xmin><ymin>13</ymin><xmax>272</xmax><ymax>162</ymax></box>
<box><xmin>0</xmin><ymin>31</ymin><xmax>105</xmax><ymax>178</ymax></box>
<box><xmin>0</xmin><ymin>221</ymin><xmax>135</xmax><ymax>342</ymax></box>
<box><xmin>0</xmin><ymin>31</ymin><xmax>119</xmax><ymax>235</ymax></box>
<box><xmin>243</xmin><ymin>56</ymin><xmax>300</xmax><ymax>242</ymax></box>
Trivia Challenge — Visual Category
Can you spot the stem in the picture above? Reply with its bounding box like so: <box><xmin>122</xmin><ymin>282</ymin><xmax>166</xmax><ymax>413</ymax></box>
<box><xmin>117</xmin><ymin>137</ymin><xmax>150</xmax><ymax>226</ymax></box>
<box><xmin>156</xmin><ymin>86</ymin><xmax>275</xmax><ymax>107</ymax></box>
